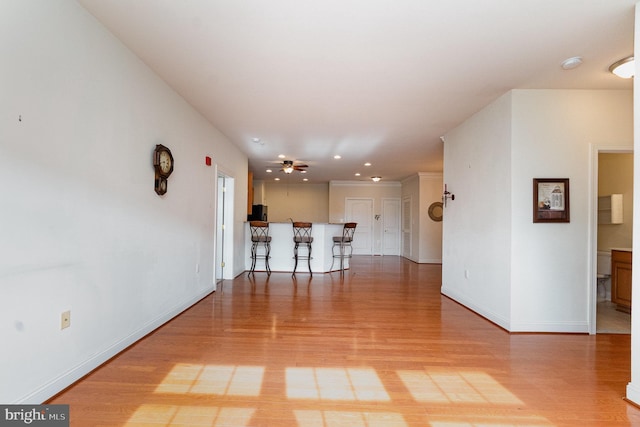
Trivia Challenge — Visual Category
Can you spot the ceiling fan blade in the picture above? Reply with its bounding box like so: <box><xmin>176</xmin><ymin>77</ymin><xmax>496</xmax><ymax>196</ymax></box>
<box><xmin>294</xmin><ymin>164</ymin><xmax>309</xmax><ymax>170</ymax></box>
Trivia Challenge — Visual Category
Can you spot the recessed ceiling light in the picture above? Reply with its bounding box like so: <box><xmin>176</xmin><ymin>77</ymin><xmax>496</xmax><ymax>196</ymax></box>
<box><xmin>266</xmin><ymin>169</ymin><xmax>272</xmax><ymax>173</ymax></box>
<box><xmin>355</xmin><ymin>173</ymin><xmax>361</xmax><ymax>176</ymax></box>
<box><xmin>274</xmin><ymin>177</ymin><xmax>280</xmax><ymax>181</ymax></box>
<box><xmin>278</xmin><ymin>154</ymin><xmax>286</xmax><ymax>159</ymax></box>
<box><xmin>561</xmin><ymin>56</ymin><xmax>583</xmax><ymax>70</ymax></box>
<box><xmin>300</xmin><ymin>170</ymin><xmax>307</xmax><ymax>173</ymax></box>
<box><xmin>303</xmin><ymin>178</ymin><xmax>308</xmax><ymax>182</ymax></box>
<box><xmin>334</xmin><ymin>155</ymin><xmax>342</xmax><ymax>159</ymax></box>
<box><xmin>364</xmin><ymin>162</ymin><xmax>372</xmax><ymax>167</ymax></box>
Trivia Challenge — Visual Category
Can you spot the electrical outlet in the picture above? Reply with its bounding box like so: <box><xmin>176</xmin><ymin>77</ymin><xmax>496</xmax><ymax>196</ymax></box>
<box><xmin>61</xmin><ymin>310</ymin><xmax>71</xmax><ymax>330</ymax></box>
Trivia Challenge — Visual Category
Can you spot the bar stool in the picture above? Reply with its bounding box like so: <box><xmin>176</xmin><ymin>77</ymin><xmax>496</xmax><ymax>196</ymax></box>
<box><xmin>331</xmin><ymin>222</ymin><xmax>357</xmax><ymax>275</ymax></box>
<box><xmin>292</xmin><ymin>222</ymin><xmax>313</xmax><ymax>277</ymax></box>
<box><xmin>249</xmin><ymin>221</ymin><xmax>271</xmax><ymax>275</ymax></box>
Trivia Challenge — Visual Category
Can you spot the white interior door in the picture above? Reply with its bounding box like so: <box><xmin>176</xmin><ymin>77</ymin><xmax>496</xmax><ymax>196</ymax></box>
<box><xmin>346</xmin><ymin>198</ymin><xmax>373</xmax><ymax>255</ymax></box>
<box><xmin>215</xmin><ymin>171</ymin><xmax>235</xmax><ymax>284</ymax></box>
<box><xmin>382</xmin><ymin>198</ymin><xmax>401</xmax><ymax>255</ymax></box>
<box><xmin>402</xmin><ymin>197</ymin><xmax>412</xmax><ymax>258</ymax></box>
<box><xmin>215</xmin><ymin>174</ymin><xmax>225</xmax><ymax>287</ymax></box>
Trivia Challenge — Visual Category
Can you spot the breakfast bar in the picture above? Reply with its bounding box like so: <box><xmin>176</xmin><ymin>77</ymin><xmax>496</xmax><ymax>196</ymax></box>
<box><xmin>244</xmin><ymin>222</ymin><xmax>348</xmax><ymax>273</ymax></box>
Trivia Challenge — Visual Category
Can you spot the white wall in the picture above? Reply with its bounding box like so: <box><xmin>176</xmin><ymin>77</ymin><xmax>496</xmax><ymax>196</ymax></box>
<box><xmin>401</xmin><ymin>173</ymin><xmax>443</xmax><ymax>263</ymax></box>
<box><xmin>443</xmin><ymin>89</ymin><xmax>633</xmax><ymax>333</ymax></box>
<box><xmin>510</xmin><ymin>90</ymin><xmax>632</xmax><ymax>332</ymax></box>
<box><xmin>442</xmin><ymin>93</ymin><xmax>513</xmax><ymax>329</ymax></box>
<box><xmin>263</xmin><ymin>182</ymin><xmax>329</xmax><ymax>223</ymax></box>
<box><xmin>627</xmin><ymin>2</ymin><xmax>640</xmax><ymax>406</ymax></box>
<box><xmin>0</xmin><ymin>0</ymin><xmax>247</xmax><ymax>403</ymax></box>
<box><xmin>419</xmin><ymin>173</ymin><xmax>443</xmax><ymax>263</ymax></box>
<box><xmin>329</xmin><ymin>181</ymin><xmax>401</xmax><ymax>254</ymax></box>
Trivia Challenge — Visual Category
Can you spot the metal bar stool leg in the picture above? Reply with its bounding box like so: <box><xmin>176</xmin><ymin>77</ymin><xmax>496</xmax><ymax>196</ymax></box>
<box><xmin>249</xmin><ymin>242</ymin><xmax>257</xmax><ymax>275</ymax></box>
<box><xmin>264</xmin><ymin>241</ymin><xmax>271</xmax><ymax>275</ymax></box>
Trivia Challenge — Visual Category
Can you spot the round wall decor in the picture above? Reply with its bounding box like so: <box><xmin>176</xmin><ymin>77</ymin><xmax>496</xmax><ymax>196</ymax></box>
<box><xmin>428</xmin><ymin>201</ymin><xmax>443</xmax><ymax>222</ymax></box>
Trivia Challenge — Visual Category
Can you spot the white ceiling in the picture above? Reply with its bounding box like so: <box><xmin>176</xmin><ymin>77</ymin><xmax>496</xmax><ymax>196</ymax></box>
<box><xmin>78</xmin><ymin>0</ymin><xmax>635</xmax><ymax>183</ymax></box>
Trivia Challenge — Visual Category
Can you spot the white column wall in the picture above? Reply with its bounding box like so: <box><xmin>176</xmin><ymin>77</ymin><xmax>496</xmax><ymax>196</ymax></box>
<box><xmin>510</xmin><ymin>90</ymin><xmax>632</xmax><ymax>332</ymax></box>
<box><xmin>626</xmin><ymin>1</ymin><xmax>640</xmax><ymax>406</ymax></box>
<box><xmin>442</xmin><ymin>93</ymin><xmax>513</xmax><ymax>329</ymax></box>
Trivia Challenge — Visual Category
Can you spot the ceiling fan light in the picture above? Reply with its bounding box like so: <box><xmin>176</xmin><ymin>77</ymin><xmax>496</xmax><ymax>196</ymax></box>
<box><xmin>282</xmin><ymin>160</ymin><xmax>294</xmax><ymax>174</ymax></box>
<box><xmin>609</xmin><ymin>56</ymin><xmax>635</xmax><ymax>78</ymax></box>
<box><xmin>371</xmin><ymin>176</ymin><xmax>381</xmax><ymax>182</ymax></box>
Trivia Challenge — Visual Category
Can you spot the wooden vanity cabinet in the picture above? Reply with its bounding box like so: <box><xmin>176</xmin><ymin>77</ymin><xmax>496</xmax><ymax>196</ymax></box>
<box><xmin>611</xmin><ymin>249</ymin><xmax>632</xmax><ymax>312</ymax></box>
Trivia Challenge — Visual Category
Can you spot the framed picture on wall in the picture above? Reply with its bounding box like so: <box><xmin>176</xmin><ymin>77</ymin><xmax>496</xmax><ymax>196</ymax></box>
<box><xmin>533</xmin><ymin>178</ymin><xmax>570</xmax><ymax>223</ymax></box>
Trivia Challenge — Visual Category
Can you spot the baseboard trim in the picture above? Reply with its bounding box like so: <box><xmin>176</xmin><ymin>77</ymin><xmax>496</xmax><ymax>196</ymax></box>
<box><xmin>442</xmin><ymin>286</ymin><xmax>589</xmax><ymax>333</ymax></box>
<box><xmin>20</xmin><ymin>287</ymin><xmax>214</xmax><ymax>404</ymax></box>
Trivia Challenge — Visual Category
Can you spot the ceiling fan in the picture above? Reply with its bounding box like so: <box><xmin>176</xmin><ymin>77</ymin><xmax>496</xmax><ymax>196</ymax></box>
<box><xmin>280</xmin><ymin>160</ymin><xmax>308</xmax><ymax>174</ymax></box>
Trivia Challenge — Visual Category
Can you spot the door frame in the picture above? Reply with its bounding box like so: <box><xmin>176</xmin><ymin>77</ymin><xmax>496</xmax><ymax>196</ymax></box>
<box><xmin>402</xmin><ymin>196</ymin><xmax>412</xmax><ymax>259</ymax></box>
<box><xmin>215</xmin><ymin>167</ymin><xmax>235</xmax><ymax>286</ymax></box>
<box><xmin>588</xmin><ymin>145</ymin><xmax>633</xmax><ymax>334</ymax></box>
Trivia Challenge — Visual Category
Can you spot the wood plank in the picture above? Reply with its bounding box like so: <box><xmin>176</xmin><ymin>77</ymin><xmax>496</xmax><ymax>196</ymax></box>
<box><xmin>48</xmin><ymin>256</ymin><xmax>640</xmax><ymax>426</ymax></box>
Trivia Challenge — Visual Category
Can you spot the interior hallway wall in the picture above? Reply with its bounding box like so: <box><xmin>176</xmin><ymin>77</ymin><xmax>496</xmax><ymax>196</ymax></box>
<box><xmin>443</xmin><ymin>89</ymin><xmax>632</xmax><ymax>332</ymax></box>
<box><xmin>1</xmin><ymin>0</ymin><xmax>247</xmax><ymax>403</ymax></box>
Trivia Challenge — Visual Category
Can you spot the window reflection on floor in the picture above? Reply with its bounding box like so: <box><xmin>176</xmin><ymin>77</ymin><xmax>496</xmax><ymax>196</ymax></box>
<box><xmin>286</xmin><ymin>367</ymin><xmax>390</xmax><ymax>401</ymax></box>
<box><xmin>154</xmin><ymin>364</ymin><xmax>264</xmax><ymax>396</ymax></box>
<box><xmin>124</xmin><ymin>364</ymin><xmax>553</xmax><ymax>426</ymax></box>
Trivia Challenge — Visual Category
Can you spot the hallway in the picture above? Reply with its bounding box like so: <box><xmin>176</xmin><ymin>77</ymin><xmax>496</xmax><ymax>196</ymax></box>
<box><xmin>50</xmin><ymin>257</ymin><xmax>639</xmax><ymax>426</ymax></box>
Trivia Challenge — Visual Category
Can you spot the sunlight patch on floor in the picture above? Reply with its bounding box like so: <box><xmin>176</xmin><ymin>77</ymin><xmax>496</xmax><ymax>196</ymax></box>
<box><xmin>428</xmin><ymin>416</ymin><xmax>553</xmax><ymax>427</ymax></box>
<box><xmin>397</xmin><ymin>370</ymin><xmax>523</xmax><ymax>405</ymax></box>
<box><xmin>141</xmin><ymin>364</ymin><xmax>554</xmax><ymax>426</ymax></box>
<box><xmin>294</xmin><ymin>410</ymin><xmax>406</xmax><ymax>427</ymax></box>
<box><xmin>286</xmin><ymin>367</ymin><xmax>390</xmax><ymax>401</ymax></box>
<box><xmin>125</xmin><ymin>405</ymin><xmax>255</xmax><ymax>426</ymax></box>
<box><xmin>154</xmin><ymin>364</ymin><xmax>264</xmax><ymax>396</ymax></box>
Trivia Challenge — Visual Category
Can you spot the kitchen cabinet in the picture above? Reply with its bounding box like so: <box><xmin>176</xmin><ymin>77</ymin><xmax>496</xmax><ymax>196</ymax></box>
<box><xmin>611</xmin><ymin>249</ymin><xmax>632</xmax><ymax>312</ymax></box>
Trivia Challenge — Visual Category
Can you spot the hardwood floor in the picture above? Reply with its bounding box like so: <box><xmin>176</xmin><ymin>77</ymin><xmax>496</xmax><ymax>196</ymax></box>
<box><xmin>49</xmin><ymin>256</ymin><xmax>640</xmax><ymax>426</ymax></box>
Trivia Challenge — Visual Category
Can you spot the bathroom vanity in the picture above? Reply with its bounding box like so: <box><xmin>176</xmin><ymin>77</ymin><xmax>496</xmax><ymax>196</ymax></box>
<box><xmin>611</xmin><ymin>248</ymin><xmax>632</xmax><ymax>312</ymax></box>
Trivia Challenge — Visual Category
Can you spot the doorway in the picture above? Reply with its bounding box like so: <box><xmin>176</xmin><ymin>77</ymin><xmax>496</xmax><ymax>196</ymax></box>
<box><xmin>590</xmin><ymin>147</ymin><xmax>633</xmax><ymax>334</ymax></box>
<box><xmin>215</xmin><ymin>171</ymin><xmax>235</xmax><ymax>288</ymax></box>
